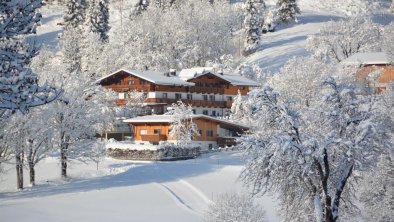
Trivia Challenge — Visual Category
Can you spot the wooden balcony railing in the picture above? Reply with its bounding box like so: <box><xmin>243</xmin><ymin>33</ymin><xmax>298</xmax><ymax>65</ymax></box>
<box><xmin>189</xmin><ymin>86</ymin><xmax>224</xmax><ymax>94</ymax></box>
<box><xmin>104</xmin><ymin>85</ymin><xmax>152</xmax><ymax>92</ymax></box>
<box><xmin>140</xmin><ymin>134</ymin><xmax>167</xmax><ymax>142</ymax></box>
<box><xmin>145</xmin><ymin>98</ymin><xmax>228</xmax><ymax>108</ymax></box>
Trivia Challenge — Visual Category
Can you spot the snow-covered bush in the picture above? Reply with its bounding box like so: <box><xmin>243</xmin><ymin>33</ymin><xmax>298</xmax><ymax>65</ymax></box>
<box><xmin>204</xmin><ymin>191</ymin><xmax>266</xmax><ymax>222</ymax></box>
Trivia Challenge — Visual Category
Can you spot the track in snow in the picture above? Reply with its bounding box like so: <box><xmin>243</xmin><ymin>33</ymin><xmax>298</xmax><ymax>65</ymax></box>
<box><xmin>156</xmin><ymin>179</ymin><xmax>213</xmax><ymax>216</ymax></box>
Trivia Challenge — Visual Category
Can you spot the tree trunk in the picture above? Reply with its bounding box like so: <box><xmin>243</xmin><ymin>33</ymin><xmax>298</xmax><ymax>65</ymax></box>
<box><xmin>29</xmin><ymin>161</ymin><xmax>35</xmax><ymax>186</ymax></box>
<box><xmin>15</xmin><ymin>152</ymin><xmax>24</xmax><ymax>190</ymax></box>
<box><xmin>61</xmin><ymin>143</ymin><xmax>67</xmax><ymax>179</ymax></box>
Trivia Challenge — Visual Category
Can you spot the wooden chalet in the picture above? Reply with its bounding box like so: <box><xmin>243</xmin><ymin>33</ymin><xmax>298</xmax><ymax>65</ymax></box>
<box><xmin>342</xmin><ymin>52</ymin><xmax>394</xmax><ymax>93</ymax></box>
<box><xmin>96</xmin><ymin>68</ymin><xmax>259</xmax><ymax>117</ymax></box>
<box><xmin>123</xmin><ymin>114</ymin><xmax>249</xmax><ymax>150</ymax></box>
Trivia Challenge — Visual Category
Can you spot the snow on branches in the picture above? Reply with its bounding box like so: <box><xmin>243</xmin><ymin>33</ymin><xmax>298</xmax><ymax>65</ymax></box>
<box><xmin>306</xmin><ymin>16</ymin><xmax>382</xmax><ymax>63</ymax></box>
<box><xmin>0</xmin><ymin>0</ymin><xmax>62</xmax><ymax>113</ymax></box>
<box><xmin>168</xmin><ymin>101</ymin><xmax>199</xmax><ymax>147</ymax></box>
<box><xmin>240</xmin><ymin>79</ymin><xmax>391</xmax><ymax>222</ymax></box>
<box><xmin>243</xmin><ymin>0</ymin><xmax>264</xmax><ymax>55</ymax></box>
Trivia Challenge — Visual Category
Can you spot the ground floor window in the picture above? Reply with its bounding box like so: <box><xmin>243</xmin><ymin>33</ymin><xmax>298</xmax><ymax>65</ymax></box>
<box><xmin>140</xmin><ymin>129</ymin><xmax>147</xmax><ymax>135</ymax></box>
<box><xmin>208</xmin><ymin>144</ymin><xmax>213</xmax><ymax>150</ymax></box>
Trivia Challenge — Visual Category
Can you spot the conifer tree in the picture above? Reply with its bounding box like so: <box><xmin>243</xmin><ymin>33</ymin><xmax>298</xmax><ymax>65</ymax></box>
<box><xmin>86</xmin><ymin>0</ymin><xmax>110</xmax><ymax>42</ymax></box>
<box><xmin>243</xmin><ymin>0</ymin><xmax>264</xmax><ymax>55</ymax></box>
<box><xmin>276</xmin><ymin>0</ymin><xmax>300</xmax><ymax>23</ymax></box>
<box><xmin>63</xmin><ymin>0</ymin><xmax>86</xmax><ymax>30</ymax></box>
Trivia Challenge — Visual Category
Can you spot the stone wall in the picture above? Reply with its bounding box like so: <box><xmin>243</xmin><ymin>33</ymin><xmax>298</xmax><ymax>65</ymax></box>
<box><xmin>107</xmin><ymin>146</ymin><xmax>201</xmax><ymax>161</ymax></box>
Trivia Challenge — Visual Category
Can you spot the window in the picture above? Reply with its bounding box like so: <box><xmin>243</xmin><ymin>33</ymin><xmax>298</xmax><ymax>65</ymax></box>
<box><xmin>128</xmin><ymin>80</ymin><xmax>134</xmax><ymax>85</ymax></box>
<box><xmin>206</xmin><ymin>130</ymin><xmax>214</xmax><ymax>137</ymax></box>
<box><xmin>227</xmin><ymin>96</ymin><xmax>233</xmax><ymax>101</ymax></box>
<box><xmin>116</xmin><ymin>82</ymin><xmax>121</xmax><ymax>86</ymax></box>
<box><xmin>153</xmin><ymin>129</ymin><xmax>161</xmax><ymax>134</ymax></box>
<box><xmin>140</xmin><ymin>129</ymin><xmax>147</xmax><ymax>135</ymax></box>
<box><xmin>208</xmin><ymin>144</ymin><xmax>213</xmax><ymax>150</ymax></box>
<box><xmin>175</xmin><ymin>93</ymin><xmax>182</xmax><ymax>100</ymax></box>
<box><xmin>118</xmin><ymin>93</ymin><xmax>125</xmax><ymax>99</ymax></box>
<box><xmin>209</xmin><ymin>95</ymin><xmax>215</xmax><ymax>101</ymax></box>
<box><xmin>140</xmin><ymin>79</ymin><xmax>146</xmax><ymax>85</ymax></box>
<box><xmin>203</xmin><ymin>95</ymin><xmax>208</xmax><ymax>101</ymax></box>
<box><xmin>239</xmin><ymin>86</ymin><xmax>245</xmax><ymax>90</ymax></box>
<box><xmin>192</xmin><ymin>109</ymin><xmax>196</xmax><ymax>114</ymax></box>
<box><xmin>198</xmin><ymin>130</ymin><xmax>202</xmax><ymax>136</ymax></box>
<box><xmin>212</xmin><ymin>110</ymin><xmax>216</xmax><ymax>116</ymax></box>
<box><xmin>187</xmin><ymin>94</ymin><xmax>193</xmax><ymax>100</ymax></box>
<box><xmin>203</xmin><ymin>110</ymin><xmax>208</xmax><ymax>115</ymax></box>
<box><xmin>162</xmin><ymin>93</ymin><xmax>168</xmax><ymax>99</ymax></box>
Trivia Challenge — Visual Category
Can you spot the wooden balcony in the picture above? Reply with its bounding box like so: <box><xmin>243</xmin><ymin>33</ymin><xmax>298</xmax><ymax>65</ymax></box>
<box><xmin>104</xmin><ymin>85</ymin><xmax>152</xmax><ymax>92</ymax></box>
<box><xmin>145</xmin><ymin>98</ymin><xmax>227</xmax><ymax>108</ymax></box>
<box><xmin>189</xmin><ymin>86</ymin><xmax>224</xmax><ymax>94</ymax></box>
<box><xmin>141</xmin><ymin>134</ymin><xmax>167</xmax><ymax>142</ymax></box>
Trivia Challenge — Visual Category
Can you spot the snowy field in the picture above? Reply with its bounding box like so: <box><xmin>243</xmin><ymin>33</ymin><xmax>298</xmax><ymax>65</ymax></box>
<box><xmin>0</xmin><ymin>152</ymin><xmax>279</xmax><ymax>222</ymax></box>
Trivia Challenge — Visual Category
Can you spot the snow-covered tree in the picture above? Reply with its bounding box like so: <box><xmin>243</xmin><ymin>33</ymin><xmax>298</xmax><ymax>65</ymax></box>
<box><xmin>359</xmin><ymin>155</ymin><xmax>394</xmax><ymax>222</ymax></box>
<box><xmin>86</xmin><ymin>139</ymin><xmax>107</xmax><ymax>170</ymax></box>
<box><xmin>60</xmin><ymin>27</ymin><xmax>82</xmax><ymax>73</ymax></box>
<box><xmin>169</xmin><ymin>101</ymin><xmax>199</xmax><ymax>147</ymax></box>
<box><xmin>391</xmin><ymin>0</ymin><xmax>394</xmax><ymax>13</ymax></box>
<box><xmin>86</xmin><ymin>0</ymin><xmax>110</xmax><ymax>42</ymax></box>
<box><xmin>306</xmin><ymin>16</ymin><xmax>382</xmax><ymax>63</ymax></box>
<box><xmin>240</xmin><ymin>79</ymin><xmax>391</xmax><ymax>222</ymax></box>
<box><xmin>276</xmin><ymin>0</ymin><xmax>300</xmax><ymax>23</ymax></box>
<box><xmin>204</xmin><ymin>192</ymin><xmax>266</xmax><ymax>222</ymax></box>
<box><xmin>1</xmin><ymin>109</ymin><xmax>53</xmax><ymax>188</ymax></box>
<box><xmin>32</xmin><ymin>49</ymin><xmax>116</xmax><ymax>179</ymax></box>
<box><xmin>383</xmin><ymin>22</ymin><xmax>394</xmax><ymax>64</ymax></box>
<box><xmin>243</xmin><ymin>0</ymin><xmax>264</xmax><ymax>55</ymax></box>
<box><xmin>230</xmin><ymin>90</ymin><xmax>252</xmax><ymax>126</ymax></box>
<box><xmin>268</xmin><ymin>56</ymin><xmax>333</xmax><ymax>109</ymax></box>
<box><xmin>0</xmin><ymin>0</ymin><xmax>61</xmax><ymax>113</ymax></box>
<box><xmin>63</xmin><ymin>0</ymin><xmax>86</xmax><ymax>30</ymax></box>
<box><xmin>99</xmin><ymin>0</ymin><xmax>238</xmax><ymax>72</ymax></box>
<box><xmin>130</xmin><ymin>0</ymin><xmax>150</xmax><ymax>17</ymax></box>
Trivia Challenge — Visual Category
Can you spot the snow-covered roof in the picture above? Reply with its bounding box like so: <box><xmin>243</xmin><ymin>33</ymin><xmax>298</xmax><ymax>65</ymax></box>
<box><xmin>96</xmin><ymin>69</ymin><xmax>195</xmax><ymax>86</ymax></box>
<box><xmin>178</xmin><ymin>67</ymin><xmax>260</xmax><ymax>86</ymax></box>
<box><xmin>123</xmin><ymin>114</ymin><xmax>249</xmax><ymax>129</ymax></box>
<box><xmin>342</xmin><ymin>52</ymin><xmax>390</xmax><ymax>65</ymax></box>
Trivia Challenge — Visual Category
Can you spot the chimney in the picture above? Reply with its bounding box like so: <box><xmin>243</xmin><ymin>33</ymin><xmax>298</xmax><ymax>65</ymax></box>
<box><xmin>169</xmin><ymin>69</ymin><xmax>176</xmax><ymax>76</ymax></box>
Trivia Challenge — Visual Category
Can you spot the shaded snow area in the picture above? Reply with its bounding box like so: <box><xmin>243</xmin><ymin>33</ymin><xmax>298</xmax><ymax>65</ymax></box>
<box><xmin>0</xmin><ymin>152</ymin><xmax>279</xmax><ymax>222</ymax></box>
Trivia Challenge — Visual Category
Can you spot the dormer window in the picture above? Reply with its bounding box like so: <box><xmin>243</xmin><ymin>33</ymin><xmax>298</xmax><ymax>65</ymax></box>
<box><xmin>128</xmin><ymin>80</ymin><xmax>134</xmax><ymax>85</ymax></box>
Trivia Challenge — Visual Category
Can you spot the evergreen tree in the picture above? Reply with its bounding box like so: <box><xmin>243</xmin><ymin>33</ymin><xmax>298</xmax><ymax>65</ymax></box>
<box><xmin>0</xmin><ymin>0</ymin><xmax>61</xmax><ymax>114</ymax></box>
<box><xmin>60</xmin><ymin>27</ymin><xmax>82</xmax><ymax>73</ymax></box>
<box><xmin>63</xmin><ymin>0</ymin><xmax>86</xmax><ymax>30</ymax></box>
<box><xmin>86</xmin><ymin>0</ymin><xmax>110</xmax><ymax>42</ymax></box>
<box><xmin>276</xmin><ymin>0</ymin><xmax>300</xmax><ymax>24</ymax></box>
<box><xmin>243</xmin><ymin>0</ymin><xmax>264</xmax><ymax>55</ymax></box>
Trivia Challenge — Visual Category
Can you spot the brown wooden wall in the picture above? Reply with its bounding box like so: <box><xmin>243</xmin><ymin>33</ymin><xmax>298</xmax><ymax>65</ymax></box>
<box><xmin>131</xmin><ymin>118</ymin><xmax>218</xmax><ymax>143</ymax></box>
<box><xmin>100</xmin><ymin>71</ymin><xmax>154</xmax><ymax>92</ymax></box>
